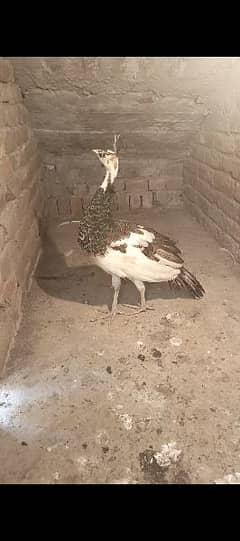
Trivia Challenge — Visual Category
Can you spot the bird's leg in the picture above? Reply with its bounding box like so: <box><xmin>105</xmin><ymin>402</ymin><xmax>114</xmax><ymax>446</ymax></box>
<box><xmin>91</xmin><ymin>278</ymin><xmax>154</xmax><ymax>322</ymax></box>
<box><xmin>110</xmin><ymin>274</ymin><xmax>122</xmax><ymax>316</ymax></box>
<box><xmin>135</xmin><ymin>280</ymin><xmax>149</xmax><ymax>312</ymax></box>
<box><xmin>109</xmin><ymin>276</ymin><xmax>152</xmax><ymax>317</ymax></box>
<box><xmin>139</xmin><ymin>281</ymin><xmax>147</xmax><ymax>310</ymax></box>
<box><xmin>93</xmin><ymin>275</ymin><xmax>123</xmax><ymax>320</ymax></box>
<box><xmin>124</xmin><ymin>280</ymin><xmax>155</xmax><ymax>315</ymax></box>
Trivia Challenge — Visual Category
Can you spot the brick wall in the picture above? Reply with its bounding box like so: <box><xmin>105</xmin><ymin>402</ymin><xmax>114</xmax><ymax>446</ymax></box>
<box><xmin>182</xmin><ymin>58</ymin><xmax>240</xmax><ymax>260</ymax></box>
<box><xmin>12</xmin><ymin>58</ymin><xmax>240</xmax><ymax>220</ymax></box>
<box><xmin>43</xmin><ymin>157</ymin><xmax>184</xmax><ymax>219</ymax></box>
<box><xmin>11</xmin><ymin>57</ymin><xmax>216</xmax><ymax>217</ymax></box>
<box><xmin>0</xmin><ymin>58</ymin><xmax>45</xmax><ymax>375</ymax></box>
<box><xmin>184</xmin><ymin>130</ymin><xmax>240</xmax><ymax>262</ymax></box>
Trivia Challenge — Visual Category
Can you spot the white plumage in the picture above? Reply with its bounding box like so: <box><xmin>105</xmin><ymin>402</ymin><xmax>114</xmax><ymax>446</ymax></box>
<box><xmin>96</xmin><ymin>229</ymin><xmax>181</xmax><ymax>283</ymax></box>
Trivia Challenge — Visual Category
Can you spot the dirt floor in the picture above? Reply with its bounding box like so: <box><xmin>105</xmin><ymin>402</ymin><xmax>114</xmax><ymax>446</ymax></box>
<box><xmin>1</xmin><ymin>207</ymin><xmax>240</xmax><ymax>484</ymax></box>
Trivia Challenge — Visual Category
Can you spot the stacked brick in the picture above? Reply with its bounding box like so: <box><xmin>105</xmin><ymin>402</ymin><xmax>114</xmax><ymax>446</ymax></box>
<box><xmin>44</xmin><ymin>161</ymin><xmax>183</xmax><ymax>219</ymax></box>
<box><xmin>0</xmin><ymin>58</ymin><xmax>45</xmax><ymax>374</ymax></box>
<box><xmin>184</xmin><ymin>130</ymin><xmax>240</xmax><ymax>262</ymax></box>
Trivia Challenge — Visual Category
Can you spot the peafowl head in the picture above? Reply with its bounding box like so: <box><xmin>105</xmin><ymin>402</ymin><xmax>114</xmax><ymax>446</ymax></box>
<box><xmin>92</xmin><ymin>134</ymin><xmax>120</xmax><ymax>184</ymax></box>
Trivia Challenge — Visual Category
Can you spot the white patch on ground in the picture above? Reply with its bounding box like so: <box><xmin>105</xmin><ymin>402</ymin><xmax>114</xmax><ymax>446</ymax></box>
<box><xmin>215</xmin><ymin>472</ymin><xmax>240</xmax><ymax>484</ymax></box>
<box><xmin>166</xmin><ymin>312</ymin><xmax>182</xmax><ymax>323</ymax></box>
<box><xmin>46</xmin><ymin>442</ymin><xmax>64</xmax><ymax>452</ymax></box>
<box><xmin>154</xmin><ymin>441</ymin><xmax>182</xmax><ymax>467</ymax></box>
<box><xmin>76</xmin><ymin>456</ymin><xmax>88</xmax><ymax>466</ymax></box>
<box><xmin>119</xmin><ymin>413</ymin><xmax>133</xmax><ymax>430</ymax></box>
<box><xmin>112</xmin><ymin>406</ymin><xmax>132</xmax><ymax>429</ymax></box>
<box><xmin>95</xmin><ymin>430</ymin><xmax>109</xmax><ymax>446</ymax></box>
<box><xmin>76</xmin><ymin>455</ymin><xmax>99</xmax><ymax>474</ymax></box>
<box><xmin>136</xmin><ymin>417</ymin><xmax>152</xmax><ymax>432</ymax></box>
<box><xmin>170</xmin><ymin>337</ymin><xmax>183</xmax><ymax>347</ymax></box>
<box><xmin>133</xmin><ymin>387</ymin><xmax>166</xmax><ymax>405</ymax></box>
<box><xmin>0</xmin><ymin>382</ymin><xmax>67</xmax><ymax>435</ymax></box>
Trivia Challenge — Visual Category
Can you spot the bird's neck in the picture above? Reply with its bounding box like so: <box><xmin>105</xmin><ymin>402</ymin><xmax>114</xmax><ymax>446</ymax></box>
<box><xmin>77</xmin><ymin>172</ymin><xmax>116</xmax><ymax>255</ymax></box>
<box><xmin>85</xmin><ymin>180</ymin><xmax>115</xmax><ymax>227</ymax></box>
<box><xmin>100</xmin><ymin>169</ymin><xmax>110</xmax><ymax>191</ymax></box>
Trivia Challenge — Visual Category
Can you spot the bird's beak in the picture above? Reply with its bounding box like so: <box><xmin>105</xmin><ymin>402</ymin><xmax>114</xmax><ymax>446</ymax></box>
<box><xmin>92</xmin><ymin>149</ymin><xmax>98</xmax><ymax>154</ymax></box>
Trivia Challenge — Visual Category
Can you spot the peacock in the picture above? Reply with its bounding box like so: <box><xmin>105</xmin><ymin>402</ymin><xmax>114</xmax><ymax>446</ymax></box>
<box><xmin>77</xmin><ymin>136</ymin><xmax>205</xmax><ymax>317</ymax></box>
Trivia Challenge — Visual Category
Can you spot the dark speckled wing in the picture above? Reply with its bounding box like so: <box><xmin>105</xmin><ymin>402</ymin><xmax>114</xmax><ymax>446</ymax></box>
<box><xmin>109</xmin><ymin>221</ymin><xmax>184</xmax><ymax>265</ymax></box>
<box><xmin>141</xmin><ymin>230</ymin><xmax>184</xmax><ymax>265</ymax></box>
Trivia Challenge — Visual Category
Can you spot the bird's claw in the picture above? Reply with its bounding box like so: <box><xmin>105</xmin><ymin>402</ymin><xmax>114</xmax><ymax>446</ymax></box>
<box><xmin>90</xmin><ymin>308</ymin><xmax>123</xmax><ymax>322</ymax></box>
<box><xmin>90</xmin><ymin>304</ymin><xmax>155</xmax><ymax>322</ymax></box>
<box><xmin>121</xmin><ymin>303</ymin><xmax>155</xmax><ymax>315</ymax></box>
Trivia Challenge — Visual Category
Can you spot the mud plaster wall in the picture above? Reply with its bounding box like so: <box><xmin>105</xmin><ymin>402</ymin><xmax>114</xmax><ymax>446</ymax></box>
<box><xmin>10</xmin><ymin>57</ymin><xmax>216</xmax><ymax>218</ymax></box>
<box><xmin>0</xmin><ymin>58</ymin><xmax>45</xmax><ymax>375</ymax></box>
<box><xmin>183</xmin><ymin>58</ymin><xmax>240</xmax><ymax>263</ymax></box>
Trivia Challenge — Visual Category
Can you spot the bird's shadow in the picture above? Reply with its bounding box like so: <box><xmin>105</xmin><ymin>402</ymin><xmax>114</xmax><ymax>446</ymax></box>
<box><xmin>35</xmin><ymin>232</ymin><xmax>190</xmax><ymax>310</ymax></box>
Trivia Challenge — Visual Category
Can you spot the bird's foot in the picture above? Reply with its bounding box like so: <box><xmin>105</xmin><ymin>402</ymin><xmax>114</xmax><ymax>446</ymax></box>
<box><xmin>121</xmin><ymin>303</ymin><xmax>139</xmax><ymax>310</ymax></box>
<box><xmin>121</xmin><ymin>304</ymin><xmax>155</xmax><ymax>316</ymax></box>
<box><xmin>90</xmin><ymin>308</ymin><xmax>123</xmax><ymax>322</ymax></box>
<box><xmin>90</xmin><ymin>303</ymin><xmax>154</xmax><ymax>322</ymax></box>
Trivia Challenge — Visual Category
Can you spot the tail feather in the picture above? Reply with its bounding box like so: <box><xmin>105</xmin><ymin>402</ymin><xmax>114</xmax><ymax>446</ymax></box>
<box><xmin>169</xmin><ymin>267</ymin><xmax>205</xmax><ymax>299</ymax></box>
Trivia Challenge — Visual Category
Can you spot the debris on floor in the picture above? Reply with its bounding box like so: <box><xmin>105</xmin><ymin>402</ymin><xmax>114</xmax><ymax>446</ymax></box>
<box><xmin>154</xmin><ymin>441</ymin><xmax>182</xmax><ymax>468</ymax></box>
<box><xmin>170</xmin><ymin>337</ymin><xmax>183</xmax><ymax>347</ymax></box>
